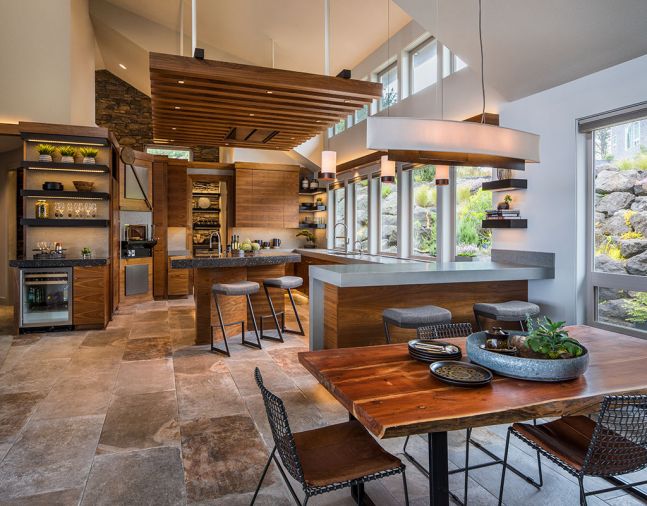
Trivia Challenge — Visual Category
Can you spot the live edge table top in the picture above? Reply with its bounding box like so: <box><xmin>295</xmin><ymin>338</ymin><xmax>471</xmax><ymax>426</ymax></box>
<box><xmin>298</xmin><ymin>325</ymin><xmax>647</xmax><ymax>439</ymax></box>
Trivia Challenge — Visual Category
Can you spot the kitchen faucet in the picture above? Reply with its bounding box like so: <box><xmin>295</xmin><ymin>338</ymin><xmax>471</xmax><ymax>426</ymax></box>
<box><xmin>334</xmin><ymin>222</ymin><xmax>349</xmax><ymax>253</ymax></box>
<box><xmin>354</xmin><ymin>240</ymin><xmax>364</xmax><ymax>254</ymax></box>
<box><xmin>208</xmin><ymin>231</ymin><xmax>222</xmax><ymax>256</ymax></box>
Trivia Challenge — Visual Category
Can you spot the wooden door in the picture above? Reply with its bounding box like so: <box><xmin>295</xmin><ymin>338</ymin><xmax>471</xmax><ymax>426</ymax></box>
<box><xmin>282</xmin><ymin>170</ymin><xmax>300</xmax><ymax>228</ymax></box>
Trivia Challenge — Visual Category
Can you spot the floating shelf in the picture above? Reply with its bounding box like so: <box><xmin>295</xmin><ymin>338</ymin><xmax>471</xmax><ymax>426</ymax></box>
<box><xmin>299</xmin><ymin>206</ymin><xmax>327</xmax><ymax>212</ymax></box>
<box><xmin>21</xmin><ymin>161</ymin><xmax>110</xmax><ymax>173</ymax></box>
<box><xmin>21</xmin><ymin>218</ymin><xmax>110</xmax><ymax>228</ymax></box>
<box><xmin>482</xmin><ymin>179</ymin><xmax>527</xmax><ymax>192</ymax></box>
<box><xmin>22</xmin><ymin>132</ymin><xmax>110</xmax><ymax>146</ymax></box>
<box><xmin>21</xmin><ymin>189</ymin><xmax>110</xmax><ymax>200</ymax></box>
<box><xmin>191</xmin><ymin>208</ymin><xmax>221</xmax><ymax>212</ymax></box>
<box><xmin>192</xmin><ymin>192</ymin><xmax>221</xmax><ymax>197</ymax></box>
<box><xmin>482</xmin><ymin>219</ymin><xmax>527</xmax><ymax>229</ymax></box>
<box><xmin>299</xmin><ymin>223</ymin><xmax>326</xmax><ymax>229</ymax></box>
<box><xmin>299</xmin><ymin>189</ymin><xmax>326</xmax><ymax>196</ymax></box>
<box><xmin>192</xmin><ymin>224</ymin><xmax>221</xmax><ymax>230</ymax></box>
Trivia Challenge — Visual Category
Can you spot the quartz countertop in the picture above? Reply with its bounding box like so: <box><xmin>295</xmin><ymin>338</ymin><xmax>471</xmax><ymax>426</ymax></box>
<box><xmin>294</xmin><ymin>248</ymin><xmax>419</xmax><ymax>265</ymax></box>
<box><xmin>309</xmin><ymin>260</ymin><xmax>554</xmax><ymax>288</ymax></box>
<box><xmin>10</xmin><ymin>258</ymin><xmax>109</xmax><ymax>268</ymax></box>
<box><xmin>171</xmin><ymin>251</ymin><xmax>300</xmax><ymax>268</ymax></box>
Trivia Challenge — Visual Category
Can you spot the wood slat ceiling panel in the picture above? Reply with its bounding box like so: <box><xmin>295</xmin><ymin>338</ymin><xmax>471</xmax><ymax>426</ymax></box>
<box><xmin>150</xmin><ymin>52</ymin><xmax>382</xmax><ymax>151</ymax></box>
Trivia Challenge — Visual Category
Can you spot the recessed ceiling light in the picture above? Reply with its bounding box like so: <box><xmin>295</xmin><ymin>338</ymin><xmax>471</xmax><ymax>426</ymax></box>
<box><xmin>316</xmin><ymin>120</ymin><xmax>321</xmax><ymax>123</ymax></box>
<box><xmin>119</xmin><ymin>63</ymin><xmax>127</xmax><ymax>70</ymax></box>
<box><xmin>174</xmin><ymin>106</ymin><xmax>181</xmax><ymax>110</ymax></box>
<box><xmin>266</xmin><ymin>91</ymin><xmax>273</xmax><ymax>94</ymax></box>
<box><xmin>291</xmin><ymin>137</ymin><xmax>295</xmax><ymax>140</ymax></box>
<box><xmin>178</xmin><ymin>80</ymin><xmax>185</xmax><ymax>84</ymax></box>
<box><xmin>344</xmin><ymin>99</ymin><xmax>350</xmax><ymax>103</ymax></box>
<box><xmin>172</xmin><ymin>127</ymin><xmax>176</xmax><ymax>130</ymax></box>
<box><xmin>249</xmin><ymin>113</ymin><xmax>254</xmax><ymax>116</ymax></box>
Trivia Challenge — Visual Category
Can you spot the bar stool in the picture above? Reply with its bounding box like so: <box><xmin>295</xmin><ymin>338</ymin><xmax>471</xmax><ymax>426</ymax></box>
<box><xmin>260</xmin><ymin>276</ymin><xmax>305</xmax><ymax>342</ymax></box>
<box><xmin>210</xmin><ymin>281</ymin><xmax>262</xmax><ymax>356</ymax></box>
<box><xmin>383</xmin><ymin>304</ymin><xmax>452</xmax><ymax>344</ymax></box>
<box><xmin>473</xmin><ymin>300</ymin><xmax>540</xmax><ymax>331</ymax></box>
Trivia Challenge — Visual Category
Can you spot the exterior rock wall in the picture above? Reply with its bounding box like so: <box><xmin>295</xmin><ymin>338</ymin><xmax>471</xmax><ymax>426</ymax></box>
<box><xmin>95</xmin><ymin>70</ymin><xmax>218</xmax><ymax>162</ymax></box>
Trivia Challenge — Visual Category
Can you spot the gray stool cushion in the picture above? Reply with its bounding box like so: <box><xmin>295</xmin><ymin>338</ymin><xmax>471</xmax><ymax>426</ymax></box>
<box><xmin>383</xmin><ymin>305</ymin><xmax>452</xmax><ymax>328</ymax></box>
<box><xmin>264</xmin><ymin>276</ymin><xmax>303</xmax><ymax>289</ymax></box>
<box><xmin>473</xmin><ymin>300</ymin><xmax>540</xmax><ymax>321</ymax></box>
<box><xmin>212</xmin><ymin>281</ymin><xmax>260</xmax><ymax>296</ymax></box>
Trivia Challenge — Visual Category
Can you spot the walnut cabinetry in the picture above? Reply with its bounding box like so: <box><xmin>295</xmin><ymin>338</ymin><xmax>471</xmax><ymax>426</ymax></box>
<box><xmin>168</xmin><ymin>256</ymin><xmax>191</xmax><ymax>296</ymax></box>
<box><xmin>73</xmin><ymin>265</ymin><xmax>109</xmax><ymax>329</ymax></box>
<box><xmin>234</xmin><ymin>163</ymin><xmax>299</xmax><ymax>228</ymax></box>
<box><xmin>167</xmin><ymin>161</ymin><xmax>189</xmax><ymax>227</ymax></box>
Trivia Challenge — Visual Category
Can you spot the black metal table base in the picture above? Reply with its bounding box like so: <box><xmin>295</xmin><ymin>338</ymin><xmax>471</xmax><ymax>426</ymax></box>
<box><xmin>404</xmin><ymin>433</ymin><xmax>542</xmax><ymax>506</ymax></box>
<box><xmin>350</xmin><ymin>482</ymin><xmax>377</xmax><ymax>506</ymax></box>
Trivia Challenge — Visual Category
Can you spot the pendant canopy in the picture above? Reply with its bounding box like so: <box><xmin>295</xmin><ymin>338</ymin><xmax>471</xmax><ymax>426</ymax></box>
<box><xmin>366</xmin><ymin>117</ymin><xmax>540</xmax><ymax>170</ymax></box>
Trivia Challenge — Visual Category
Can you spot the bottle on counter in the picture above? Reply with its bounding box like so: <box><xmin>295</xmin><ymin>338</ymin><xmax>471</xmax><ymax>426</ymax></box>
<box><xmin>35</xmin><ymin>200</ymin><xmax>49</xmax><ymax>219</ymax></box>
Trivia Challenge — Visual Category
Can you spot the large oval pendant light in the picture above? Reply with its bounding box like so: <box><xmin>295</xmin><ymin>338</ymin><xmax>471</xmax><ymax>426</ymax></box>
<box><xmin>366</xmin><ymin>0</ymin><xmax>540</xmax><ymax>174</ymax></box>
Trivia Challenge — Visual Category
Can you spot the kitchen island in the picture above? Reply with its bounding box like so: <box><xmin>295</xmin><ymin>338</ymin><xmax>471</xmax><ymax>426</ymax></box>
<box><xmin>171</xmin><ymin>251</ymin><xmax>300</xmax><ymax>345</ymax></box>
<box><xmin>307</xmin><ymin>249</ymin><xmax>555</xmax><ymax>349</ymax></box>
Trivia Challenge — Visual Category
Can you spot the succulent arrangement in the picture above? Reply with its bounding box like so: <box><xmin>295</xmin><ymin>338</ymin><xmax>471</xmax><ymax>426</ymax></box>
<box><xmin>525</xmin><ymin>317</ymin><xmax>585</xmax><ymax>359</ymax></box>
<box><xmin>59</xmin><ymin>145</ymin><xmax>77</xmax><ymax>162</ymax></box>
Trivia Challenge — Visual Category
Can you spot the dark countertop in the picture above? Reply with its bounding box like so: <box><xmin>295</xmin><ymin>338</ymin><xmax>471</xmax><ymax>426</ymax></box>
<box><xmin>10</xmin><ymin>258</ymin><xmax>109</xmax><ymax>268</ymax></box>
<box><xmin>171</xmin><ymin>251</ymin><xmax>301</xmax><ymax>269</ymax></box>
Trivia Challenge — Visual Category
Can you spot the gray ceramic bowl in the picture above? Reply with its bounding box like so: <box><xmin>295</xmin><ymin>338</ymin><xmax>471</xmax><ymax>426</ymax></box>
<box><xmin>466</xmin><ymin>331</ymin><xmax>589</xmax><ymax>382</ymax></box>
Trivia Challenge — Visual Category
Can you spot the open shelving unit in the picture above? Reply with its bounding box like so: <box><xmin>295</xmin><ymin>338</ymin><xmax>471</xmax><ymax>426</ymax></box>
<box><xmin>20</xmin><ymin>161</ymin><xmax>110</xmax><ymax>173</ymax></box>
<box><xmin>191</xmin><ymin>180</ymin><xmax>222</xmax><ymax>256</ymax></box>
<box><xmin>21</xmin><ymin>219</ymin><xmax>110</xmax><ymax>228</ymax></box>
<box><xmin>482</xmin><ymin>219</ymin><xmax>528</xmax><ymax>229</ymax></box>
<box><xmin>482</xmin><ymin>179</ymin><xmax>527</xmax><ymax>192</ymax></box>
<box><xmin>21</xmin><ymin>190</ymin><xmax>110</xmax><ymax>200</ymax></box>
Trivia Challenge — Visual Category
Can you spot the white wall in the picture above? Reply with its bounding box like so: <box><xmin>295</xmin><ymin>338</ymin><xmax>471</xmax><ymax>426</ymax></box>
<box><xmin>496</xmin><ymin>54</ymin><xmax>647</xmax><ymax>324</ymax></box>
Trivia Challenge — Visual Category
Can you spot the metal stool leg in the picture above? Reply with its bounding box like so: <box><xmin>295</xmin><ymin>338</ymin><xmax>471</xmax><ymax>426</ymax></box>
<box><xmin>242</xmin><ymin>294</ymin><xmax>262</xmax><ymax>349</ymax></box>
<box><xmin>286</xmin><ymin>288</ymin><xmax>305</xmax><ymax>335</ymax></box>
<box><xmin>211</xmin><ymin>293</ymin><xmax>231</xmax><ymax>357</ymax></box>
<box><xmin>384</xmin><ymin>319</ymin><xmax>392</xmax><ymax>344</ymax></box>
<box><xmin>261</xmin><ymin>285</ymin><xmax>284</xmax><ymax>342</ymax></box>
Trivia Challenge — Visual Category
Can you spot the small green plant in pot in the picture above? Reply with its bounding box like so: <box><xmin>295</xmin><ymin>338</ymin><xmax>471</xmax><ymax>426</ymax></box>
<box><xmin>79</xmin><ymin>147</ymin><xmax>99</xmax><ymax>164</ymax></box>
<box><xmin>497</xmin><ymin>194</ymin><xmax>513</xmax><ymax>210</ymax></box>
<box><xmin>81</xmin><ymin>247</ymin><xmax>92</xmax><ymax>260</ymax></box>
<box><xmin>525</xmin><ymin>317</ymin><xmax>585</xmax><ymax>359</ymax></box>
<box><xmin>36</xmin><ymin>144</ymin><xmax>56</xmax><ymax>162</ymax></box>
<box><xmin>59</xmin><ymin>146</ymin><xmax>77</xmax><ymax>163</ymax></box>
<box><xmin>296</xmin><ymin>230</ymin><xmax>316</xmax><ymax>248</ymax></box>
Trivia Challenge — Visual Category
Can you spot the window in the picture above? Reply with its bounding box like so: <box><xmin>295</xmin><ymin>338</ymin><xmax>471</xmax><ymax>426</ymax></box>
<box><xmin>354</xmin><ymin>178</ymin><xmax>369</xmax><ymax>251</ymax></box>
<box><xmin>379</xmin><ymin>177</ymin><xmax>397</xmax><ymax>254</ymax></box>
<box><xmin>378</xmin><ymin>62</ymin><xmax>398</xmax><ymax>111</ymax></box>
<box><xmin>625</xmin><ymin>122</ymin><xmax>641</xmax><ymax>150</ymax></box>
<box><xmin>333</xmin><ymin>186</ymin><xmax>346</xmax><ymax>249</ymax></box>
<box><xmin>145</xmin><ymin>145</ymin><xmax>192</xmax><ymax>160</ymax></box>
<box><xmin>334</xmin><ymin>119</ymin><xmax>346</xmax><ymax>135</ymax></box>
<box><xmin>442</xmin><ymin>46</ymin><xmax>467</xmax><ymax>78</ymax></box>
<box><xmin>455</xmin><ymin>167</ymin><xmax>493</xmax><ymax>259</ymax></box>
<box><xmin>355</xmin><ymin>104</ymin><xmax>369</xmax><ymax>124</ymax></box>
<box><xmin>327</xmin><ymin>127</ymin><xmax>334</xmax><ymax>138</ymax></box>
<box><xmin>410</xmin><ymin>38</ymin><xmax>438</xmax><ymax>94</ymax></box>
<box><xmin>411</xmin><ymin>165</ymin><xmax>437</xmax><ymax>257</ymax></box>
<box><xmin>589</xmin><ymin>115</ymin><xmax>647</xmax><ymax>335</ymax></box>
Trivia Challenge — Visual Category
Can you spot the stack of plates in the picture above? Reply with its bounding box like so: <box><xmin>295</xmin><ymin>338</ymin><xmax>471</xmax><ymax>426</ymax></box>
<box><xmin>408</xmin><ymin>339</ymin><xmax>462</xmax><ymax>363</ymax></box>
<box><xmin>429</xmin><ymin>361</ymin><xmax>493</xmax><ymax>387</ymax></box>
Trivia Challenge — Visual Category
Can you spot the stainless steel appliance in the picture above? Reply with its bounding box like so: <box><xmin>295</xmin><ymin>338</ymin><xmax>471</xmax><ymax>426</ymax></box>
<box><xmin>20</xmin><ymin>268</ymin><xmax>73</xmax><ymax>328</ymax></box>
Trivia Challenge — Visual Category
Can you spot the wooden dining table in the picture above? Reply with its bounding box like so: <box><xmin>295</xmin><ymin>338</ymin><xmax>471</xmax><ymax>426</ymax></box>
<box><xmin>298</xmin><ymin>325</ymin><xmax>647</xmax><ymax>505</ymax></box>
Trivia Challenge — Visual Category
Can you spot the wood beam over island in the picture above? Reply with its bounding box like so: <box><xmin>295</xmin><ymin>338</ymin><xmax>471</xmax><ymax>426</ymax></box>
<box><xmin>170</xmin><ymin>251</ymin><xmax>300</xmax><ymax>345</ymax></box>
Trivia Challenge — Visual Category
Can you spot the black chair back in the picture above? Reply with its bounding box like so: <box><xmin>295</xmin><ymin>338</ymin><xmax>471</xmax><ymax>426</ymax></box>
<box><xmin>254</xmin><ymin>367</ymin><xmax>305</xmax><ymax>483</ymax></box>
<box><xmin>583</xmin><ymin>395</ymin><xmax>647</xmax><ymax>476</ymax></box>
<box><xmin>417</xmin><ymin>322</ymin><xmax>473</xmax><ymax>340</ymax></box>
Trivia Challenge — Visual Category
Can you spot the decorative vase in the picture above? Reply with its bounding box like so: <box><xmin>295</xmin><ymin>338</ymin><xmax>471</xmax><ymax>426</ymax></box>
<box><xmin>38</xmin><ymin>154</ymin><xmax>53</xmax><ymax>162</ymax></box>
<box><xmin>82</xmin><ymin>156</ymin><xmax>96</xmax><ymax>164</ymax></box>
<box><xmin>61</xmin><ymin>156</ymin><xmax>74</xmax><ymax>163</ymax></box>
<box><xmin>497</xmin><ymin>201</ymin><xmax>510</xmax><ymax>210</ymax></box>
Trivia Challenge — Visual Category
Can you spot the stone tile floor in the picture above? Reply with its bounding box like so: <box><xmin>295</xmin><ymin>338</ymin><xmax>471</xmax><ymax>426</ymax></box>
<box><xmin>0</xmin><ymin>301</ymin><xmax>646</xmax><ymax>505</ymax></box>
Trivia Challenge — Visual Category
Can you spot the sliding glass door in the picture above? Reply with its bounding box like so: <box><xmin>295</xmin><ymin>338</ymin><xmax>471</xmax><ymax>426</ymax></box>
<box><xmin>587</xmin><ymin>114</ymin><xmax>647</xmax><ymax>335</ymax></box>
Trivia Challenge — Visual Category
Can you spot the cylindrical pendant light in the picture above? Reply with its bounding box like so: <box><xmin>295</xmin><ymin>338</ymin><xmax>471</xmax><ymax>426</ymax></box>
<box><xmin>380</xmin><ymin>155</ymin><xmax>395</xmax><ymax>183</ymax></box>
<box><xmin>319</xmin><ymin>150</ymin><xmax>337</xmax><ymax>180</ymax></box>
<box><xmin>435</xmin><ymin>164</ymin><xmax>449</xmax><ymax>186</ymax></box>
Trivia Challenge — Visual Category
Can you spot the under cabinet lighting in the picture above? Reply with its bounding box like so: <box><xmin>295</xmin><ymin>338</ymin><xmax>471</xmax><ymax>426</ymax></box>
<box><xmin>26</xmin><ymin>167</ymin><xmax>107</xmax><ymax>173</ymax></box>
<box><xmin>25</xmin><ymin>139</ymin><xmax>106</xmax><ymax>147</ymax></box>
<box><xmin>119</xmin><ymin>63</ymin><xmax>127</xmax><ymax>70</ymax></box>
<box><xmin>24</xmin><ymin>195</ymin><xmax>105</xmax><ymax>200</ymax></box>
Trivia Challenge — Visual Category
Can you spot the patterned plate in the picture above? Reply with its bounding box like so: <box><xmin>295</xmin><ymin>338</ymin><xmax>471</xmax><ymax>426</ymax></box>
<box><xmin>429</xmin><ymin>361</ymin><xmax>493</xmax><ymax>387</ymax></box>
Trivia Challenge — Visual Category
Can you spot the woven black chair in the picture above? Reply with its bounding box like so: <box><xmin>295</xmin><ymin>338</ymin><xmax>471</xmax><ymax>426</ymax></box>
<box><xmin>402</xmin><ymin>322</ymin><xmax>542</xmax><ymax>506</ymax></box>
<box><xmin>251</xmin><ymin>368</ymin><xmax>409</xmax><ymax>505</ymax></box>
<box><xmin>499</xmin><ymin>395</ymin><xmax>647</xmax><ymax>506</ymax></box>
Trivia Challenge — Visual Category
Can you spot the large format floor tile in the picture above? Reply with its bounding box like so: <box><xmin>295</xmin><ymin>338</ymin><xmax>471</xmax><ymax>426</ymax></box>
<box><xmin>113</xmin><ymin>358</ymin><xmax>175</xmax><ymax>395</ymax></box>
<box><xmin>81</xmin><ymin>447</ymin><xmax>186</xmax><ymax>505</ymax></box>
<box><xmin>0</xmin><ymin>392</ymin><xmax>46</xmax><ymax>444</ymax></box>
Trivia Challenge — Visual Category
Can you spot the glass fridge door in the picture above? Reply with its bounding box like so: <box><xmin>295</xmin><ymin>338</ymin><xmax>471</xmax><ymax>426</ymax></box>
<box><xmin>21</xmin><ymin>269</ymin><xmax>72</xmax><ymax>327</ymax></box>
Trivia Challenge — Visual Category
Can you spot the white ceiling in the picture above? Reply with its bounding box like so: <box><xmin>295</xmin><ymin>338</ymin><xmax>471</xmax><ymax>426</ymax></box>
<box><xmin>395</xmin><ymin>0</ymin><xmax>647</xmax><ymax>101</ymax></box>
<box><xmin>91</xmin><ymin>0</ymin><xmax>411</xmax><ymax>95</ymax></box>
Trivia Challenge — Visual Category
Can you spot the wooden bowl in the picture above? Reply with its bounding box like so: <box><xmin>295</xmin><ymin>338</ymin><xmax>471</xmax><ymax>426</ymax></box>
<box><xmin>73</xmin><ymin>180</ymin><xmax>95</xmax><ymax>192</ymax></box>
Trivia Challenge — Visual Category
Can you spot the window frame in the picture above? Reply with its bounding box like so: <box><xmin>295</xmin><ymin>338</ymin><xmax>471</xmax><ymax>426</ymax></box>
<box><xmin>409</xmin><ymin>37</ymin><xmax>437</xmax><ymax>96</ymax></box>
<box><xmin>144</xmin><ymin>144</ymin><xmax>193</xmax><ymax>161</ymax></box>
<box><xmin>409</xmin><ymin>165</ymin><xmax>438</xmax><ymax>261</ymax></box>
<box><xmin>352</xmin><ymin>176</ymin><xmax>370</xmax><ymax>253</ymax></box>
<box><xmin>377</xmin><ymin>61</ymin><xmax>399</xmax><ymax>112</ymax></box>
<box><xmin>378</xmin><ymin>176</ymin><xmax>398</xmax><ymax>256</ymax></box>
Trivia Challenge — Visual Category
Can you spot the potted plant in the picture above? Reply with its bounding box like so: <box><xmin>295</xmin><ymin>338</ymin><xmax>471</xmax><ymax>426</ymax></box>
<box><xmin>79</xmin><ymin>147</ymin><xmax>99</xmax><ymax>164</ymax></box>
<box><xmin>497</xmin><ymin>194</ymin><xmax>513</xmax><ymax>210</ymax></box>
<box><xmin>296</xmin><ymin>230</ymin><xmax>316</xmax><ymax>248</ymax></box>
<box><xmin>523</xmin><ymin>317</ymin><xmax>585</xmax><ymax>359</ymax></box>
<box><xmin>36</xmin><ymin>144</ymin><xmax>56</xmax><ymax>162</ymax></box>
<box><xmin>456</xmin><ymin>244</ymin><xmax>479</xmax><ymax>262</ymax></box>
<box><xmin>59</xmin><ymin>145</ymin><xmax>77</xmax><ymax>163</ymax></box>
<box><xmin>81</xmin><ymin>247</ymin><xmax>92</xmax><ymax>260</ymax></box>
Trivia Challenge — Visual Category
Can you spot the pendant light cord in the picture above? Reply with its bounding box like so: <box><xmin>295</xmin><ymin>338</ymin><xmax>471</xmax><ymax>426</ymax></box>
<box><xmin>479</xmin><ymin>0</ymin><xmax>485</xmax><ymax>123</ymax></box>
